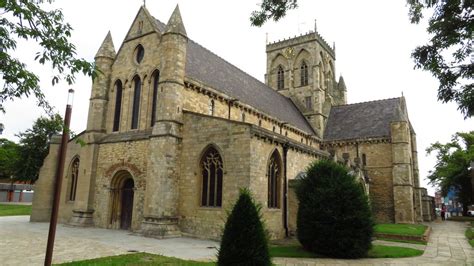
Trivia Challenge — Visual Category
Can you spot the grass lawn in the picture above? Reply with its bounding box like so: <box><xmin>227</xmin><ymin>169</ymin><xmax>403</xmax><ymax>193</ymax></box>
<box><xmin>57</xmin><ymin>252</ymin><xmax>214</xmax><ymax>265</ymax></box>
<box><xmin>374</xmin><ymin>224</ymin><xmax>427</xmax><ymax>236</ymax></box>
<box><xmin>447</xmin><ymin>216</ymin><xmax>474</xmax><ymax>222</ymax></box>
<box><xmin>269</xmin><ymin>244</ymin><xmax>422</xmax><ymax>259</ymax></box>
<box><xmin>0</xmin><ymin>204</ymin><xmax>32</xmax><ymax>216</ymax></box>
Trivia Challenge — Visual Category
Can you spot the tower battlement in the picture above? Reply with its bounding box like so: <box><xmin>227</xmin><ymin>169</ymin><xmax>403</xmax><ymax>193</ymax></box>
<box><xmin>266</xmin><ymin>30</ymin><xmax>335</xmax><ymax>59</ymax></box>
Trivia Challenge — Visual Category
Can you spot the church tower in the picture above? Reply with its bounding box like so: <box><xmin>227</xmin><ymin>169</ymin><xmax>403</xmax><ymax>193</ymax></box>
<box><xmin>265</xmin><ymin>26</ymin><xmax>346</xmax><ymax>138</ymax></box>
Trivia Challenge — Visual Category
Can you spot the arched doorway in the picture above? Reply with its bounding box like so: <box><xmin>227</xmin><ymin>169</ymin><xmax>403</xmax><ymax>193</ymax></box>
<box><xmin>109</xmin><ymin>171</ymin><xmax>134</xmax><ymax>230</ymax></box>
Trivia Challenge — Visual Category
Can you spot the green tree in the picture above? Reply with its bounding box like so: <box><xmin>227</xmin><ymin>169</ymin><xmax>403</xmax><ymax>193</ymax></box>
<box><xmin>296</xmin><ymin>160</ymin><xmax>373</xmax><ymax>258</ymax></box>
<box><xmin>407</xmin><ymin>0</ymin><xmax>473</xmax><ymax>118</ymax></box>
<box><xmin>250</xmin><ymin>1</ymin><xmax>473</xmax><ymax>118</ymax></box>
<box><xmin>427</xmin><ymin>131</ymin><xmax>474</xmax><ymax>216</ymax></box>
<box><xmin>250</xmin><ymin>0</ymin><xmax>298</xmax><ymax>27</ymax></box>
<box><xmin>14</xmin><ymin>114</ymin><xmax>63</xmax><ymax>183</ymax></box>
<box><xmin>0</xmin><ymin>0</ymin><xmax>96</xmax><ymax>113</ymax></box>
<box><xmin>0</xmin><ymin>138</ymin><xmax>20</xmax><ymax>180</ymax></box>
<box><xmin>217</xmin><ymin>188</ymin><xmax>271</xmax><ymax>266</ymax></box>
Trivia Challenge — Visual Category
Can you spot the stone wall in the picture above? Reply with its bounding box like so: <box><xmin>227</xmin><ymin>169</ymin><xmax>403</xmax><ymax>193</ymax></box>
<box><xmin>93</xmin><ymin>140</ymin><xmax>149</xmax><ymax>231</ymax></box>
<box><xmin>324</xmin><ymin>140</ymin><xmax>395</xmax><ymax>222</ymax></box>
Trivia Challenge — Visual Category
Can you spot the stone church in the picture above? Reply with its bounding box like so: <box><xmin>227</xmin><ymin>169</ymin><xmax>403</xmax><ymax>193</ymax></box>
<box><xmin>31</xmin><ymin>5</ymin><xmax>433</xmax><ymax>240</ymax></box>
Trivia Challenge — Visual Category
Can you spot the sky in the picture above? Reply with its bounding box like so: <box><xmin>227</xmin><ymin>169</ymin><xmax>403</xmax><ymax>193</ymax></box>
<box><xmin>1</xmin><ymin>0</ymin><xmax>472</xmax><ymax>195</ymax></box>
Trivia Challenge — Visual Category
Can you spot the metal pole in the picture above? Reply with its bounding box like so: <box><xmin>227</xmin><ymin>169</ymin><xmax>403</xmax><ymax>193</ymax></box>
<box><xmin>44</xmin><ymin>101</ymin><xmax>72</xmax><ymax>266</ymax></box>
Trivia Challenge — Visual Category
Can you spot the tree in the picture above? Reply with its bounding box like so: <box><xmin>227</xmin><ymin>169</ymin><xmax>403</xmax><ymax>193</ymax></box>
<box><xmin>0</xmin><ymin>0</ymin><xmax>96</xmax><ymax>113</ymax></box>
<box><xmin>14</xmin><ymin>114</ymin><xmax>63</xmax><ymax>183</ymax></box>
<box><xmin>296</xmin><ymin>160</ymin><xmax>373</xmax><ymax>258</ymax></box>
<box><xmin>250</xmin><ymin>1</ymin><xmax>473</xmax><ymax>118</ymax></box>
<box><xmin>250</xmin><ymin>0</ymin><xmax>298</xmax><ymax>27</ymax></box>
<box><xmin>0</xmin><ymin>138</ymin><xmax>20</xmax><ymax>180</ymax></box>
<box><xmin>426</xmin><ymin>131</ymin><xmax>474</xmax><ymax>216</ymax></box>
<box><xmin>217</xmin><ymin>188</ymin><xmax>271</xmax><ymax>266</ymax></box>
<box><xmin>407</xmin><ymin>0</ymin><xmax>473</xmax><ymax>118</ymax></box>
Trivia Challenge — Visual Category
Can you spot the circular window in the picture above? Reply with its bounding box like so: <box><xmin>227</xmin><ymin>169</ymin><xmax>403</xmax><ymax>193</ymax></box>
<box><xmin>135</xmin><ymin>44</ymin><xmax>144</xmax><ymax>64</ymax></box>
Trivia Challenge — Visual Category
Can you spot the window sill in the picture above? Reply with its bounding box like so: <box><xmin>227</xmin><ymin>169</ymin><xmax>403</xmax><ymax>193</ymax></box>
<box><xmin>198</xmin><ymin>206</ymin><xmax>222</xmax><ymax>211</ymax></box>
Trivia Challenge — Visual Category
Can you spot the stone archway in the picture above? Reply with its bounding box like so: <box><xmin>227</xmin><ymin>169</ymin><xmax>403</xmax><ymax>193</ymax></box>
<box><xmin>109</xmin><ymin>171</ymin><xmax>134</xmax><ymax>230</ymax></box>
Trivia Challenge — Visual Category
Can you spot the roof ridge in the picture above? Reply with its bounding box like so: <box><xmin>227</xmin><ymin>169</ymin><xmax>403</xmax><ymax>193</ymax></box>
<box><xmin>332</xmin><ymin>97</ymin><xmax>401</xmax><ymax>107</ymax></box>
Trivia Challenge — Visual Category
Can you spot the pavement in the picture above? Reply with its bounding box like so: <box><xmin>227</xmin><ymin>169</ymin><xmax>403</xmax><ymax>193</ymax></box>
<box><xmin>0</xmin><ymin>216</ymin><xmax>472</xmax><ymax>265</ymax></box>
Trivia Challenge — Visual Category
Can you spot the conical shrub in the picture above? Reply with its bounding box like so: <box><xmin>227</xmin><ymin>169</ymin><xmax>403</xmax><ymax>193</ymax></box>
<box><xmin>217</xmin><ymin>188</ymin><xmax>271</xmax><ymax>266</ymax></box>
<box><xmin>296</xmin><ymin>160</ymin><xmax>373</xmax><ymax>258</ymax></box>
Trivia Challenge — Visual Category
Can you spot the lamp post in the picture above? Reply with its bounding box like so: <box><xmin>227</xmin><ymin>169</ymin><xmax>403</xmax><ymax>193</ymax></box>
<box><xmin>45</xmin><ymin>89</ymin><xmax>74</xmax><ymax>266</ymax></box>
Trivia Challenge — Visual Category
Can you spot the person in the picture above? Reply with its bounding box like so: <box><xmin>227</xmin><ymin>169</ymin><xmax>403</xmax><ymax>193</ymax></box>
<box><xmin>441</xmin><ymin>204</ymin><xmax>446</xmax><ymax>221</ymax></box>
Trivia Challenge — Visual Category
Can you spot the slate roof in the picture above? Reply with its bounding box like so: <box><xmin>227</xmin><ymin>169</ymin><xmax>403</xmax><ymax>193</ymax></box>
<box><xmin>155</xmin><ymin>19</ymin><xmax>315</xmax><ymax>135</ymax></box>
<box><xmin>323</xmin><ymin>97</ymin><xmax>407</xmax><ymax>142</ymax></box>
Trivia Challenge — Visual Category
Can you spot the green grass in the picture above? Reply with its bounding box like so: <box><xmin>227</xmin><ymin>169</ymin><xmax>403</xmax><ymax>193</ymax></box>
<box><xmin>367</xmin><ymin>245</ymin><xmax>423</xmax><ymax>258</ymax></box>
<box><xmin>447</xmin><ymin>216</ymin><xmax>474</xmax><ymax>222</ymax></box>
<box><xmin>374</xmin><ymin>223</ymin><xmax>427</xmax><ymax>236</ymax></box>
<box><xmin>0</xmin><ymin>204</ymin><xmax>32</xmax><ymax>216</ymax></box>
<box><xmin>376</xmin><ymin>237</ymin><xmax>427</xmax><ymax>245</ymax></box>
<box><xmin>269</xmin><ymin>245</ymin><xmax>422</xmax><ymax>259</ymax></box>
<box><xmin>465</xmin><ymin>227</ymin><xmax>474</xmax><ymax>247</ymax></box>
<box><xmin>56</xmin><ymin>252</ymin><xmax>214</xmax><ymax>265</ymax></box>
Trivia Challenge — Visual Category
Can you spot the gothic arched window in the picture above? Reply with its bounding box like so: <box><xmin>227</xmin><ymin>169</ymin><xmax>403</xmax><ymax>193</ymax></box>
<box><xmin>200</xmin><ymin>146</ymin><xmax>223</xmax><ymax>207</ymax></box>
<box><xmin>267</xmin><ymin>150</ymin><xmax>282</xmax><ymax>208</ymax></box>
<box><xmin>277</xmin><ymin>65</ymin><xmax>284</xmax><ymax>90</ymax></box>
<box><xmin>131</xmin><ymin>76</ymin><xmax>141</xmax><ymax>129</ymax></box>
<box><xmin>69</xmin><ymin>158</ymin><xmax>79</xmax><ymax>201</ymax></box>
<box><xmin>301</xmin><ymin>61</ymin><xmax>308</xmax><ymax>86</ymax></box>
<box><xmin>112</xmin><ymin>80</ymin><xmax>123</xmax><ymax>132</ymax></box>
<box><xmin>151</xmin><ymin>70</ymin><xmax>160</xmax><ymax>127</ymax></box>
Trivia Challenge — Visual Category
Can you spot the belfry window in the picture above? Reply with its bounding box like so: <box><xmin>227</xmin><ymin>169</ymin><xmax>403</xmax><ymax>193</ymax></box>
<box><xmin>131</xmin><ymin>76</ymin><xmax>141</xmax><ymax>129</ymax></box>
<box><xmin>301</xmin><ymin>61</ymin><xmax>308</xmax><ymax>86</ymax></box>
<box><xmin>112</xmin><ymin>80</ymin><xmax>123</xmax><ymax>132</ymax></box>
<box><xmin>268</xmin><ymin>150</ymin><xmax>282</xmax><ymax>208</ymax></box>
<box><xmin>69</xmin><ymin>158</ymin><xmax>79</xmax><ymax>201</ymax></box>
<box><xmin>151</xmin><ymin>70</ymin><xmax>160</xmax><ymax>127</ymax></box>
<box><xmin>200</xmin><ymin>146</ymin><xmax>223</xmax><ymax>207</ymax></box>
<box><xmin>277</xmin><ymin>65</ymin><xmax>284</xmax><ymax>90</ymax></box>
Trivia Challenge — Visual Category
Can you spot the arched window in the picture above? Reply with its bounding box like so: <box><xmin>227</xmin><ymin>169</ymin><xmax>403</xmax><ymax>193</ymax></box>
<box><xmin>277</xmin><ymin>65</ymin><xmax>284</xmax><ymax>90</ymax></box>
<box><xmin>69</xmin><ymin>158</ymin><xmax>79</xmax><ymax>201</ymax></box>
<box><xmin>131</xmin><ymin>76</ymin><xmax>141</xmax><ymax>129</ymax></box>
<box><xmin>267</xmin><ymin>150</ymin><xmax>282</xmax><ymax>208</ymax></box>
<box><xmin>301</xmin><ymin>61</ymin><xmax>308</xmax><ymax>86</ymax></box>
<box><xmin>209</xmin><ymin>99</ymin><xmax>215</xmax><ymax>115</ymax></box>
<box><xmin>200</xmin><ymin>146</ymin><xmax>223</xmax><ymax>207</ymax></box>
<box><xmin>151</xmin><ymin>70</ymin><xmax>160</xmax><ymax>127</ymax></box>
<box><xmin>112</xmin><ymin>80</ymin><xmax>123</xmax><ymax>132</ymax></box>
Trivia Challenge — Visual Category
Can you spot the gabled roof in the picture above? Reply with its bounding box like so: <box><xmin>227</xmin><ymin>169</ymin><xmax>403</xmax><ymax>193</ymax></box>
<box><xmin>324</xmin><ymin>97</ymin><xmax>408</xmax><ymax>142</ymax></box>
<box><xmin>154</xmin><ymin>19</ymin><xmax>315</xmax><ymax>135</ymax></box>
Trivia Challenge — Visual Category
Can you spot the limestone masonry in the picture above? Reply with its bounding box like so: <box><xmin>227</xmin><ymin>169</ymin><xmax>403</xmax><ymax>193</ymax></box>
<box><xmin>31</xmin><ymin>5</ymin><xmax>432</xmax><ymax>239</ymax></box>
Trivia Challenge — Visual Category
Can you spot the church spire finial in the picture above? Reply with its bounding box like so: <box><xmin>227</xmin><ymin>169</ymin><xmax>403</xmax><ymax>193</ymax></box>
<box><xmin>95</xmin><ymin>31</ymin><xmax>116</xmax><ymax>59</ymax></box>
<box><xmin>165</xmin><ymin>4</ymin><xmax>187</xmax><ymax>36</ymax></box>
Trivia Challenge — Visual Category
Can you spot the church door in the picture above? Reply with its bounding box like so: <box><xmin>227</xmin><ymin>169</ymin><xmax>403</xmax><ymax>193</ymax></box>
<box><xmin>120</xmin><ymin>178</ymin><xmax>134</xmax><ymax>230</ymax></box>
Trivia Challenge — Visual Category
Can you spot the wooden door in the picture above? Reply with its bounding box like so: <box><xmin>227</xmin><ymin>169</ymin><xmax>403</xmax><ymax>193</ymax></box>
<box><xmin>120</xmin><ymin>178</ymin><xmax>134</xmax><ymax>230</ymax></box>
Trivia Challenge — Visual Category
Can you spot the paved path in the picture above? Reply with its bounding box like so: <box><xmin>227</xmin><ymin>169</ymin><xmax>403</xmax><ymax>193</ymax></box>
<box><xmin>0</xmin><ymin>216</ymin><xmax>218</xmax><ymax>265</ymax></box>
<box><xmin>274</xmin><ymin>220</ymin><xmax>474</xmax><ymax>265</ymax></box>
<box><xmin>0</xmin><ymin>216</ymin><xmax>473</xmax><ymax>265</ymax></box>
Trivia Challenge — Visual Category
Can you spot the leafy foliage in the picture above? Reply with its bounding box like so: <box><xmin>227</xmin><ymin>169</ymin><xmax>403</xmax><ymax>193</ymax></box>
<box><xmin>407</xmin><ymin>0</ymin><xmax>473</xmax><ymax>118</ymax></box>
<box><xmin>0</xmin><ymin>0</ymin><xmax>96</xmax><ymax>113</ymax></box>
<box><xmin>0</xmin><ymin>138</ymin><xmax>20</xmax><ymax>180</ymax></box>
<box><xmin>296</xmin><ymin>160</ymin><xmax>373</xmax><ymax>258</ymax></box>
<box><xmin>217</xmin><ymin>188</ymin><xmax>271</xmax><ymax>266</ymax></box>
<box><xmin>250</xmin><ymin>0</ymin><xmax>298</xmax><ymax>26</ymax></box>
<box><xmin>14</xmin><ymin>114</ymin><xmax>63</xmax><ymax>183</ymax></box>
<box><xmin>426</xmin><ymin>131</ymin><xmax>474</xmax><ymax>216</ymax></box>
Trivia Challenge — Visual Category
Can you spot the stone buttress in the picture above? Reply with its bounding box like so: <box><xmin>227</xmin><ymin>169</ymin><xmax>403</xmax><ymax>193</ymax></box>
<box><xmin>141</xmin><ymin>5</ymin><xmax>187</xmax><ymax>238</ymax></box>
<box><xmin>69</xmin><ymin>32</ymin><xmax>115</xmax><ymax>226</ymax></box>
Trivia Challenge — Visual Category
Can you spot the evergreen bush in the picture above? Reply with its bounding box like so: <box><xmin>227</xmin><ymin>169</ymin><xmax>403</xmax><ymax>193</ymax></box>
<box><xmin>296</xmin><ymin>160</ymin><xmax>373</xmax><ymax>258</ymax></box>
<box><xmin>217</xmin><ymin>188</ymin><xmax>271</xmax><ymax>266</ymax></box>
